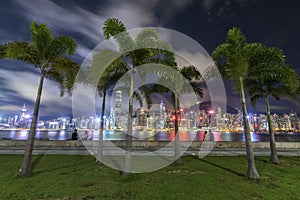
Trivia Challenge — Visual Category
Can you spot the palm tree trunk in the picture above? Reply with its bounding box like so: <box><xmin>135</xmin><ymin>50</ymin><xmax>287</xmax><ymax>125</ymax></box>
<box><xmin>266</xmin><ymin>96</ymin><xmax>280</xmax><ymax>164</ymax></box>
<box><xmin>123</xmin><ymin>67</ymin><xmax>134</xmax><ymax>176</ymax></box>
<box><xmin>96</xmin><ymin>90</ymin><xmax>106</xmax><ymax>164</ymax></box>
<box><xmin>19</xmin><ymin>73</ymin><xmax>45</xmax><ymax>176</ymax></box>
<box><xmin>240</xmin><ymin>77</ymin><xmax>260</xmax><ymax>180</ymax></box>
<box><xmin>174</xmin><ymin>93</ymin><xmax>181</xmax><ymax>164</ymax></box>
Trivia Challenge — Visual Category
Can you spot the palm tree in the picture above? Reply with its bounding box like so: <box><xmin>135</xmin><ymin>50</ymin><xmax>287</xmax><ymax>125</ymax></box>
<box><xmin>174</xmin><ymin>66</ymin><xmax>203</xmax><ymax>164</ymax></box>
<box><xmin>137</xmin><ymin>65</ymin><xmax>203</xmax><ymax>164</ymax></box>
<box><xmin>103</xmin><ymin>18</ymin><xmax>177</xmax><ymax>176</ymax></box>
<box><xmin>212</xmin><ymin>27</ymin><xmax>260</xmax><ymax>179</ymax></box>
<box><xmin>246</xmin><ymin>44</ymin><xmax>299</xmax><ymax>164</ymax></box>
<box><xmin>2</xmin><ymin>21</ymin><xmax>78</xmax><ymax>176</ymax></box>
<box><xmin>86</xmin><ymin>49</ymin><xmax>129</xmax><ymax>163</ymax></box>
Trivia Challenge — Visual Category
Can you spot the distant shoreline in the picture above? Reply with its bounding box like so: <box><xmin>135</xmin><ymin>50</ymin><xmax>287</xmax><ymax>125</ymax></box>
<box><xmin>0</xmin><ymin>128</ymin><xmax>299</xmax><ymax>134</ymax></box>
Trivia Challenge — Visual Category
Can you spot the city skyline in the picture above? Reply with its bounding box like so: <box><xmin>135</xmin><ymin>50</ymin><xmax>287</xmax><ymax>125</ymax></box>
<box><xmin>1</xmin><ymin>99</ymin><xmax>299</xmax><ymax>134</ymax></box>
<box><xmin>1</xmin><ymin>0</ymin><xmax>300</xmax><ymax>117</ymax></box>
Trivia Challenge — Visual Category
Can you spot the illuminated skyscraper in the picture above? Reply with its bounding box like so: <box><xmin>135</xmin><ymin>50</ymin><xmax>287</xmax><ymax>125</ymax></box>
<box><xmin>115</xmin><ymin>90</ymin><xmax>122</xmax><ymax>128</ymax></box>
<box><xmin>158</xmin><ymin>100</ymin><xmax>166</xmax><ymax>129</ymax></box>
<box><xmin>136</xmin><ymin>108</ymin><xmax>147</xmax><ymax>129</ymax></box>
<box><xmin>216</xmin><ymin>107</ymin><xmax>222</xmax><ymax>130</ymax></box>
<box><xmin>18</xmin><ymin>104</ymin><xmax>28</xmax><ymax>128</ymax></box>
<box><xmin>21</xmin><ymin>104</ymin><xmax>26</xmax><ymax>121</ymax></box>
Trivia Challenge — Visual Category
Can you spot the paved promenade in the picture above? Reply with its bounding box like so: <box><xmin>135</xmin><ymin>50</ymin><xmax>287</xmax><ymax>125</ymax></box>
<box><xmin>1</xmin><ymin>146</ymin><xmax>299</xmax><ymax>156</ymax></box>
<box><xmin>1</xmin><ymin>140</ymin><xmax>300</xmax><ymax>156</ymax></box>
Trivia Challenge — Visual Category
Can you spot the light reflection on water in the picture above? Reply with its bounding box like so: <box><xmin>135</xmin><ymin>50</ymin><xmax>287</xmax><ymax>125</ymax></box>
<box><xmin>0</xmin><ymin>129</ymin><xmax>300</xmax><ymax>142</ymax></box>
<box><xmin>58</xmin><ymin>130</ymin><xmax>65</xmax><ymax>140</ymax></box>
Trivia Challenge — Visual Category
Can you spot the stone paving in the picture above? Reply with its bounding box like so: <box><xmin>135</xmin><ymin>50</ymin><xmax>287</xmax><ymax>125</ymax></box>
<box><xmin>1</xmin><ymin>146</ymin><xmax>299</xmax><ymax>156</ymax></box>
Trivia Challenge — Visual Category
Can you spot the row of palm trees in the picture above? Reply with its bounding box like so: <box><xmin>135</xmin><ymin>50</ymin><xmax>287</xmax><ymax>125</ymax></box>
<box><xmin>96</xmin><ymin>18</ymin><xmax>204</xmax><ymax>174</ymax></box>
<box><xmin>212</xmin><ymin>27</ymin><xmax>300</xmax><ymax>179</ymax></box>
<box><xmin>0</xmin><ymin>20</ymin><xmax>299</xmax><ymax>180</ymax></box>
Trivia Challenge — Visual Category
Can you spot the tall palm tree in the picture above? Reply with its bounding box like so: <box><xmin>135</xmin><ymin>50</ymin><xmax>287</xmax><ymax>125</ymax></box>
<box><xmin>246</xmin><ymin>44</ymin><xmax>299</xmax><ymax>164</ymax></box>
<box><xmin>174</xmin><ymin>66</ymin><xmax>203</xmax><ymax>164</ymax></box>
<box><xmin>136</xmin><ymin>65</ymin><xmax>203</xmax><ymax>165</ymax></box>
<box><xmin>86</xmin><ymin>49</ymin><xmax>129</xmax><ymax>163</ymax></box>
<box><xmin>103</xmin><ymin>18</ymin><xmax>177</xmax><ymax>176</ymax></box>
<box><xmin>212</xmin><ymin>27</ymin><xmax>260</xmax><ymax>179</ymax></box>
<box><xmin>2</xmin><ymin>21</ymin><xmax>78</xmax><ymax>176</ymax></box>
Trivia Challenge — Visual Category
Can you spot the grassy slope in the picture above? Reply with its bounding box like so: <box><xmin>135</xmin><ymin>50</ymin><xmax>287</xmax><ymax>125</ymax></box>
<box><xmin>0</xmin><ymin>155</ymin><xmax>299</xmax><ymax>200</ymax></box>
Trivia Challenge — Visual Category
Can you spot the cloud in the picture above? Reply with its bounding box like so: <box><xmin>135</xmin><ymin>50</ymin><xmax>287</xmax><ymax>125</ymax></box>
<box><xmin>0</xmin><ymin>68</ymin><xmax>74</xmax><ymax>116</ymax></box>
<box><xmin>99</xmin><ymin>1</ymin><xmax>157</xmax><ymax>29</ymax></box>
<box><xmin>175</xmin><ymin>49</ymin><xmax>214</xmax><ymax>69</ymax></box>
<box><xmin>72</xmin><ymin>83</ymin><xmax>99</xmax><ymax>117</ymax></box>
<box><xmin>0</xmin><ymin>69</ymin><xmax>44</xmax><ymax>102</ymax></box>
<box><xmin>99</xmin><ymin>0</ymin><xmax>195</xmax><ymax>27</ymax></box>
<box><xmin>0</xmin><ymin>105</ymin><xmax>21</xmax><ymax>113</ymax></box>
<box><xmin>14</xmin><ymin>0</ymin><xmax>101</xmax><ymax>36</ymax></box>
<box><xmin>12</xmin><ymin>0</ymin><xmax>195</xmax><ymax>61</ymax></box>
<box><xmin>13</xmin><ymin>0</ymin><xmax>105</xmax><ymax>59</ymax></box>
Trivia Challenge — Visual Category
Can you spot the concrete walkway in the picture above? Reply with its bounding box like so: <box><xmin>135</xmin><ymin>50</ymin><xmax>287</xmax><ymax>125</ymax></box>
<box><xmin>1</xmin><ymin>146</ymin><xmax>299</xmax><ymax>156</ymax></box>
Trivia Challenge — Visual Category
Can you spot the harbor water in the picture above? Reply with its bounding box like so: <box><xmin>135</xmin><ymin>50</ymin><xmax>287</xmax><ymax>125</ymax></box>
<box><xmin>1</xmin><ymin>129</ymin><xmax>300</xmax><ymax>142</ymax></box>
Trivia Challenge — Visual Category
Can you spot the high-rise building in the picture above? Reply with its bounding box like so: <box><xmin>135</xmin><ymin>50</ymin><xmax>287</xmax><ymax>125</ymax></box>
<box><xmin>158</xmin><ymin>100</ymin><xmax>166</xmax><ymax>129</ymax></box>
<box><xmin>18</xmin><ymin>104</ymin><xmax>29</xmax><ymax>128</ymax></box>
<box><xmin>21</xmin><ymin>104</ymin><xmax>26</xmax><ymax>120</ymax></box>
<box><xmin>109</xmin><ymin>107</ymin><xmax>114</xmax><ymax>129</ymax></box>
<box><xmin>115</xmin><ymin>90</ymin><xmax>122</xmax><ymax>128</ymax></box>
<box><xmin>216</xmin><ymin>107</ymin><xmax>223</xmax><ymax>131</ymax></box>
<box><xmin>290</xmin><ymin>112</ymin><xmax>300</xmax><ymax>130</ymax></box>
<box><xmin>188</xmin><ymin>111</ymin><xmax>195</xmax><ymax>129</ymax></box>
<box><xmin>136</xmin><ymin>108</ymin><xmax>147</xmax><ymax>129</ymax></box>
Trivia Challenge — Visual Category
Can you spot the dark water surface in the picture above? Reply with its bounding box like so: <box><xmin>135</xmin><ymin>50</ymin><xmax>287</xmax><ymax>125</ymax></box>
<box><xmin>1</xmin><ymin>129</ymin><xmax>300</xmax><ymax>142</ymax></box>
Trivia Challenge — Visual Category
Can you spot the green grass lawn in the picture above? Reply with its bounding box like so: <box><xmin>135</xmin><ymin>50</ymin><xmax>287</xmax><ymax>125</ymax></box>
<box><xmin>0</xmin><ymin>155</ymin><xmax>299</xmax><ymax>200</ymax></box>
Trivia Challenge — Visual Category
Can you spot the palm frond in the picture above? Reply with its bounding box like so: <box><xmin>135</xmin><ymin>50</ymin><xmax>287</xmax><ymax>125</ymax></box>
<box><xmin>30</xmin><ymin>21</ymin><xmax>52</xmax><ymax>56</ymax></box>
<box><xmin>0</xmin><ymin>43</ymin><xmax>7</xmax><ymax>58</ymax></box>
<box><xmin>225</xmin><ymin>27</ymin><xmax>247</xmax><ymax>49</ymax></box>
<box><xmin>136</xmin><ymin>28</ymin><xmax>159</xmax><ymax>49</ymax></box>
<box><xmin>180</xmin><ymin>65</ymin><xmax>201</xmax><ymax>81</ymax></box>
<box><xmin>246</xmin><ymin>43</ymin><xmax>299</xmax><ymax>105</ymax></box>
<box><xmin>189</xmin><ymin>81</ymin><xmax>204</xmax><ymax>98</ymax></box>
<box><xmin>4</xmin><ymin>41</ymin><xmax>37</xmax><ymax>65</ymax></box>
<box><xmin>103</xmin><ymin>18</ymin><xmax>126</xmax><ymax>39</ymax></box>
<box><xmin>212</xmin><ymin>43</ymin><xmax>230</xmax><ymax>60</ymax></box>
<box><xmin>50</xmin><ymin>36</ymin><xmax>77</xmax><ymax>57</ymax></box>
<box><xmin>133</xmin><ymin>90</ymin><xmax>143</xmax><ymax>108</ymax></box>
<box><xmin>212</xmin><ymin>27</ymin><xmax>250</xmax><ymax>84</ymax></box>
<box><xmin>250</xmin><ymin>94</ymin><xmax>264</xmax><ymax>106</ymax></box>
<box><xmin>202</xmin><ymin>62</ymin><xmax>225</xmax><ymax>82</ymax></box>
<box><xmin>103</xmin><ymin>18</ymin><xmax>135</xmax><ymax>53</ymax></box>
<box><xmin>50</xmin><ymin>57</ymin><xmax>79</xmax><ymax>96</ymax></box>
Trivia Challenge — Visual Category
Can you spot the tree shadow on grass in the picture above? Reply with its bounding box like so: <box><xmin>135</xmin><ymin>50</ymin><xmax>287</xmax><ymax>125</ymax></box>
<box><xmin>254</xmin><ymin>157</ymin><xmax>268</xmax><ymax>164</ymax></box>
<box><xmin>32</xmin><ymin>155</ymin><xmax>95</xmax><ymax>176</ymax></box>
<box><xmin>31</xmin><ymin>150</ymin><xmax>49</xmax><ymax>171</ymax></box>
<box><xmin>196</xmin><ymin>156</ymin><xmax>245</xmax><ymax>178</ymax></box>
<box><xmin>200</xmin><ymin>159</ymin><xmax>245</xmax><ymax>177</ymax></box>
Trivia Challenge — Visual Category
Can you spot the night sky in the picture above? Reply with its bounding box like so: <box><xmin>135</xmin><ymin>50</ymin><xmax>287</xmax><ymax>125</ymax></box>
<box><xmin>1</xmin><ymin>0</ymin><xmax>300</xmax><ymax>118</ymax></box>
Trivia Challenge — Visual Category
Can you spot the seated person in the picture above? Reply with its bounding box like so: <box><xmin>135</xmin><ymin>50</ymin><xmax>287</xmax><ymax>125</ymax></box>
<box><xmin>71</xmin><ymin>129</ymin><xmax>78</xmax><ymax>140</ymax></box>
